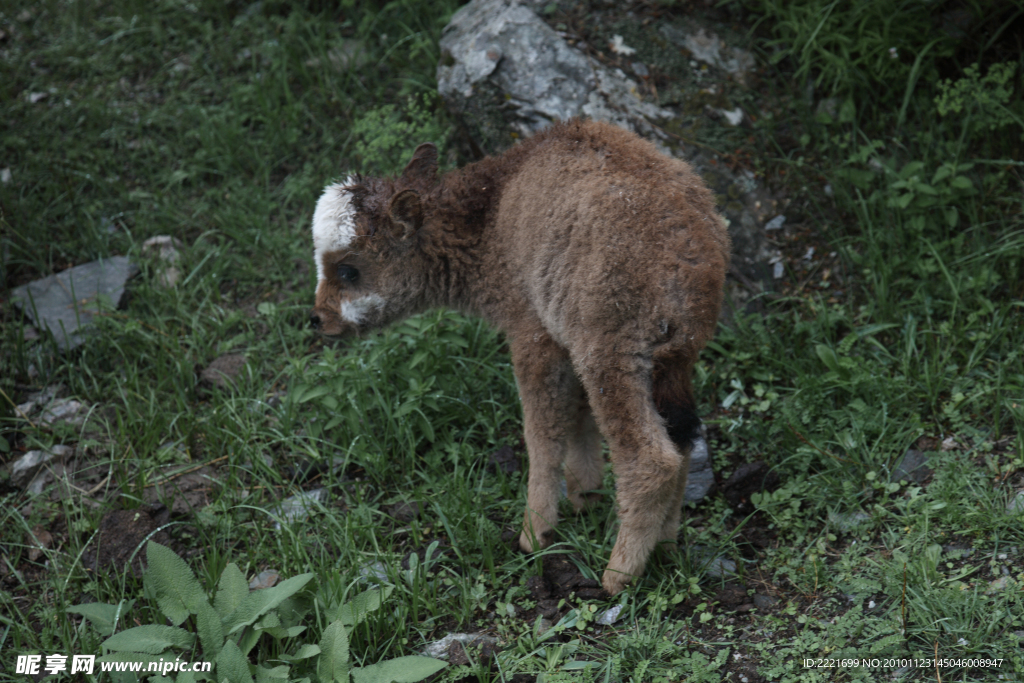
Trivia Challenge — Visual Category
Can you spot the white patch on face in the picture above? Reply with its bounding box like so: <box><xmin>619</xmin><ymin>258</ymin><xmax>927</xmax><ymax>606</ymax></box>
<box><xmin>312</xmin><ymin>176</ymin><xmax>358</xmax><ymax>281</ymax></box>
<box><xmin>340</xmin><ymin>293</ymin><xmax>386</xmax><ymax>325</ymax></box>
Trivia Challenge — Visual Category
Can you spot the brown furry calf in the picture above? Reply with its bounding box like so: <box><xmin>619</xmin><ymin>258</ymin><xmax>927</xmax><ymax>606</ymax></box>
<box><xmin>310</xmin><ymin>119</ymin><xmax>730</xmax><ymax>594</ymax></box>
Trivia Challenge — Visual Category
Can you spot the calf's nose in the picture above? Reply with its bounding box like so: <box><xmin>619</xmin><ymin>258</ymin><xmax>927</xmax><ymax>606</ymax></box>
<box><xmin>309</xmin><ymin>312</ymin><xmax>322</xmax><ymax>330</ymax></box>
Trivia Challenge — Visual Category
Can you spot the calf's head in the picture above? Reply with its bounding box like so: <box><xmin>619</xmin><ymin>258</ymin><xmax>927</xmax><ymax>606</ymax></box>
<box><xmin>309</xmin><ymin>143</ymin><xmax>438</xmax><ymax>337</ymax></box>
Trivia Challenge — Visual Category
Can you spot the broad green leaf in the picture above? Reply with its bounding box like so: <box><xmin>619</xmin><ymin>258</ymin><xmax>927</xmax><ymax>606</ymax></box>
<box><xmin>66</xmin><ymin>600</ymin><xmax>135</xmax><ymax>637</ymax></box>
<box><xmin>276</xmin><ymin>595</ymin><xmax>314</xmax><ymax>628</ymax></box>
<box><xmin>146</xmin><ymin>542</ymin><xmax>207</xmax><ymax>626</ymax></box>
<box><xmin>814</xmin><ymin>345</ymin><xmax>850</xmax><ymax>381</ymax></box>
<box><xmin>196</xmin><ymin>599</ymin><xmax>224</xmax><ymax>659</ymax></box>
<box><xmin>279</xmin><ymin>643</ymin><xmax>321</xmax><ymax>662</ymax></box>
<box><xmin>261</xmin><ymin>624</ymin><xmax>307</xmax><ymax>640</ymax></box>
<box><xmin>215</xmin><ymin>563</ymin><xmax>249</xmax><ymax>621</ymax></box>
<box><xmin>256</xmin><ymin>665</ymin><xmax>290</xmax><ymax>683</ymax></box>
<box><xmin>224</xmin><ymin>573</ymin><xmax>315</xmax><ymax>634</ymax></box>
<box><xmin>950</xmin><ymin>175</ymin><xmax>974</xmax><ymax>190</ymax></box>
<box><xmin>350</xmin><ymin>657</ymin><xmax>447</xmax><ymax>683</ymax></box>
<box><xmin>238</xmin><ymin>626</ymin><xmax>261</xmax><ymax>657</ymax></box>
<box><xmin>103</xmin><ymin>625</ymin><xmax>195</xmax><ymax>654</ymax></box>
<box><xmin>335</xmin><ymin>586</ymin><xmax>394</xmax><ymax>627</ymax></box>
<box><xmin>176</xmin><ymin>670</ymin><xmax>197</xmax><ymax>683</ymax></box>
<box><xmin>317</xmin><ymin>620</ymin><xmax>350</xmax><ymax>683</ymax></box>
<box><xmin>300</xmin><ymin>385</ymin><xmax>331</xmax><ymax>403</ymax></box>
<box><xmin>216</xmin><ymin>640</ymin><xmax>254</xmax><ymax>683</ymax></box>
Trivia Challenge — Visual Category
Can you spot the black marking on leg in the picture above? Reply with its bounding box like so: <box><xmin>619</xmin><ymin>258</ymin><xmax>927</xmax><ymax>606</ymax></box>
<box><xmin>659</xmin><ymin>401</ymin><xmax>701</xmax><ymax>451</ymax></box>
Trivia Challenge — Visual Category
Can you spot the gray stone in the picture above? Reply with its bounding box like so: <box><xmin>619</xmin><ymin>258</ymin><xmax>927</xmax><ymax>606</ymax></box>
<box><xmin>200</xmin><ymin>353</ymin><xmax>247</xmax><ymax>389</ymax></box>
<box><xmin>891</xmin><ymin>449</ymin><xmax>933</xmax><ymax>484</ymax></box>
<box><xmin>685</xmin><ymin>430</ymin><xmax>714</xmax><ymax>504</ymax></box>
<box><xmin>249</xmin><ymin>569</ymin><xmax>280</xmax><ymax>590</ymax></box>
<box><xmin>10</xmin><ymin>445</ymin><xmax>71</xmax><ymax>489</ymax></box>
<box><xmin>11</xmin><ymin>450</ymin><xmax>55</xmax><ymax>489</ymax></box>
<box><xmin>422</xmin><ymin>633</ymin><xmax>498</xmax><ymax>660</ymax></box>
<box><xmin>10</xmin><ymin>256</ymin><xmax>138</xmax><ymax>351</ymax></box>
<box><xmin>690</xmin><ymin>545</ymin><xmax>736</xmax><ymax>579</ymax></box>
<box><xmin>141</xmin><ymin>235</ymin><xmax>183</xmax><ymax>288</ymax></box>
<box><xmin>828</xmin><ymin>509</ymin><xmax>871</xmax><ymax>532</ymax></box>
<box><xmin>438</xmin><ymin>0</ymin><xmax>672</xmax><ymax>155</ymax></box>
<box><xmin>38</xmin><ymin>398</ymin><xmax>88</xmax><ymax>427</ymax></box>
<box><xmin>1007</xmin><ymin>490</ymin><xmax>1024</xmax><ymax>514</ymax></box>
<box><xmin>270</xmin><ymin>487</ymin><xmax>326</xmax><ymax>530</ymax></box>
<box><xmin>752</xmin><ymin>593</ymin><xmax>778</xmax><ymax>610</ymax></box>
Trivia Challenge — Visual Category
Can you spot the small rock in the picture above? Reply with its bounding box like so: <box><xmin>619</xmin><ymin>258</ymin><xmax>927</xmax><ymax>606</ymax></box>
<box><xmin>249</xmin><ymin>569</ymin><xmax>280</xmax><ymax>590</ymax></box>
<box><xmin>141</xmin><ymin>235</ymin><xmax>184</xmax><ymax>288</ymax></box>
<box><xmin>690</xmin><ymin>545</ymin><xmax>736</xmax><ymax>579</ymax></box>
<box><xmin>941</xmin><ymin>436</ymin><xmax>959</xmax><ymax>451</ymax></box>
<box><xmin>597</xmin><ymin>603</ymin><xmax>623</xmax><ymax>625</ymax></box>
<box><xmin>11</xmin><ymin>448</ymin><xmax>67</xmax><ymax>488</ymax></box>
<box><xmin>772</xmin><ymin>261</ymin><xmax>784</xmax><ymax>279</ymax></box>
<box><xmin>891</xmin><ymin>449</ymin><xmax>933</xmax><ymax>484</ymax></box>
<box><xmin>27</xmin><ymin>91</ymin><xmax>49</xmax><ymax>104</ymax></box>
<box><xmin>27</xmin><ymin>525</ymin><xmax>54</xmax><ymax>562</ymax></box>
<box><xmin>719</xmin><ymin>107</ymin><xmax>743</xmax><ymax>126</ymax></box>
<box><xmin>684</xmin><ymin>427</ymin><xmax>715</xmax><ymax>504</ymax></box>
<box><xmin>828</xmin><ymin>509</ymin><xmax>871</xmax><ymax>532</ymax></box>
<box><xmin>359</xmin><ymin>561</ymin><xmax>389</xmax><ymax>584</ymax></box>
<box><xmin>0</xmin><ymin>167</ymin><xmax>11</xmax><ymax>184</ymax></box>
<box><xmin>388</xmin><ymin>501</ymin><xmax>421</xmax><ymax>522</ymax></box>
<box><xmin>986</xmin><ymin>576</ymin><xmax>1015</xmax><ymax>593</ymax></box>
<box><xmin>270</xmin><ymin>488</ymin><xmax>326</xmax><ymax>530</ymax></box>
<box><xmin>423</xmin><ymin>633</ymin><xmax>498</xmax><ymax>660</ymax></box>
<box><xmin>39</xmin><ymin>399</ymin><xmax>88</xmax><ymax>427</ymax></box>
<box><xmin>200</xmin><ymin>354</ymin><xmax>247</xmax><ymax>389</ymax></box>
<box><xmin>609</xmin><ymin>34</ymin><xmax>636</xmax><ymax>56</ymax></box>
<box><xmin>764</xmin><ymin>215</ymin><xmax>786</xmax><ymax>231</ymax></box>
<box><xmin>535</xmin><ymin>616</ymin><xmax>555</xmax><ymax>634</ymax></box>
<box><xmin>1007</xmin><ymin>491</ymin><xmax>1024</xmax><ymax>515</ymax></box>
<box><xmin>631</xmin><ymin>61</ymin><xmax>648</xmax><ymax>78</ymax></box>
<box><xmin>752</xmin><ymin>593</ymin><xmax>778</xmax><ymax>610</ymax></box>
<box><xmin>815</xmin><ymin>97</ymin><xmax>840</xmax><ymax>119</ymax></box>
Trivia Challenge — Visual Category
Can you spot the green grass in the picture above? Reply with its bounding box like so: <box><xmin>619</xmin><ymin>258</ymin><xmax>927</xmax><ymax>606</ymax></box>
<box><xmin>2</xmin><ymin>0</ymin><xmax>1024</xmax><ymax>681</ymax></box>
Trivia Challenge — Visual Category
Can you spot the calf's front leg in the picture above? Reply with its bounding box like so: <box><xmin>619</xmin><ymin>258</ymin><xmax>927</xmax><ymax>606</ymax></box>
<box><xmin>511</xmin><ymin>332</ymin><xmax>590</xmax><ymax>552</ymax></box>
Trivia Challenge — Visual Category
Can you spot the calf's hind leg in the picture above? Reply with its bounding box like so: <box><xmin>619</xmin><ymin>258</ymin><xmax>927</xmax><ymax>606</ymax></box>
<box><xmin>577</xmin><ymin>359</ymin><xmax>687</xmax><ymax>595</ymax></box>
<box><xmin>653</xmin><ymin>356</ymin><xmax>701</xmax><ymax>547</ymax></box>
<box><xmin>511</xmin><ymin>333</ymin><xmax>591</xmax><ymax>553</ymax></box>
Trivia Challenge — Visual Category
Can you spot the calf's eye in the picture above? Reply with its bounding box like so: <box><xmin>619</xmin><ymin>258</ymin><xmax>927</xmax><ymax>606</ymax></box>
<box><xmin>336</xmin><ymin>264</ymin><xmax>360</xmax><ymax>284</ymax></box>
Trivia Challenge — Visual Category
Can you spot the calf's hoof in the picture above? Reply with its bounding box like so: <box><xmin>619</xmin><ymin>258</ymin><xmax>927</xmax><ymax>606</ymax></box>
<box><xmin>519</xmin><ymin>529</ymin><xmax>553</xmax><ymax>553</ymax></box>
<box><xmin>601</xmin><ymin>569</ymin><xmax>633</xmax><ymax>596</ymax></box>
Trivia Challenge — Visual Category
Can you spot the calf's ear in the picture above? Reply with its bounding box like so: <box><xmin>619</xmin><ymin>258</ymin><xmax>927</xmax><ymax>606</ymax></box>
<box><xmin>401</xmin><ymin>143</ymin><xmax>438</xmax><ymax>183</ymax></box>
<box><xmin>388</xmin><ymin>189</ymin><xmax>422</xmax><ymax>238</ymax></box>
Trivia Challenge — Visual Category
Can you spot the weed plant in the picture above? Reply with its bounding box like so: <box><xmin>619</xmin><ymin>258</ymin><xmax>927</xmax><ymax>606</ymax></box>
<box><xmin>2</xmin><ymin>0</ymin><xmax>1023</xmax><ymax>681</ymax></box>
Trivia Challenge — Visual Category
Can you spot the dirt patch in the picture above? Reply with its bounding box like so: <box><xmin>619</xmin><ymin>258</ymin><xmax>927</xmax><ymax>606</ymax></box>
<box><xmin>85</xmin><ymin>505</ymin><xmax>171</xmax><ymax>576</ymax></box>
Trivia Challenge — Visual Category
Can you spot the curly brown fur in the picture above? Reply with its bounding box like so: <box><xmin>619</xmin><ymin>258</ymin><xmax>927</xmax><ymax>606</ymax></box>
<box><xmin>310</xmin><ymin>119</ymin><xmax>730</xmax><ymax>594</ymax></box>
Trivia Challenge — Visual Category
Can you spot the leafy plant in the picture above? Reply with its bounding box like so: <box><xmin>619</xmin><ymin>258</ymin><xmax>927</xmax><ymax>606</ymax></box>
<box><xmin>71</xmin><ymin>542</ymin><xmax>445</xmax><ymax>683</ymax></box>
<box><xmin>350</xmin><ymin>95</ymin><xmax>452</xmax><ymax>175</ymax></box>
<box><xmin>936</xmin><ymin>62</ymin><xmax>1023</xmax><ymax>139</ymax></box>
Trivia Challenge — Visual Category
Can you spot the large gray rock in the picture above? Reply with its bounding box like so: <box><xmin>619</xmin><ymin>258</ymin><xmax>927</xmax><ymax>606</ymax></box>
<box><xmin>438</xmin><ymin>0</ymin><xmax>672</xmax><ymax>155</ymax></box>
<box><xmin>437</xmin><ymin>0</ymin><xmax>779</xmax><ymax>304</ymax></box>
<box><xmin>11</xmin><ymin>256</ymin><xmax>138</xmax><ymax>351</ymax></box>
